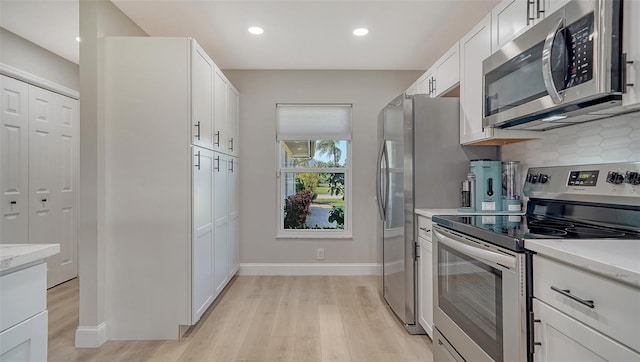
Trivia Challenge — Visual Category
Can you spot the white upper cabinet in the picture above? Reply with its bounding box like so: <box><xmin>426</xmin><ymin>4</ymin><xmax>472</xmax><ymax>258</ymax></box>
<box><xmin>416</xmin><ymin>71</ymin><xmax>433</xmax><ymax>96</ymax></box>
<box><xmin>414</xmin><ymin>42</ymin><xmax>459</xmax><ymax>98</ymax></box>
<box><xmin>433</xmin><ymin>41</ymin><xmax>460</xmax><ymax>97</ymax></box>
<box><xmin>191</xmin><ymin>42</ymin><xmax>214</xmax><ymax>149</ymax></box>
<box><xmin>226</xmin><ymin>85</ymin><xmax>239</xmax><ymax>156</ymax></box>
<box><xmin>623</xmin><ymin>0</ymin><xmax>640</xmax><ymax>110</ymax></box>
<box><xmin>213</xmin><ymin>67</ymin><xmax>240</xmax><ymax>156</ymax></box>
<box><xmin>491</xmin><ymin>0</ymin><xmax>530</xmax><ymax>52</ymax></box>
<box><xmin>460</xmin><ymin>14</ymin><xmax>493</xmax><ymax>145</ymax></box>
<box><xmin>213</xmin><ymin>68</ymin><xmax>228</xmax><ymax>153</ymax></box>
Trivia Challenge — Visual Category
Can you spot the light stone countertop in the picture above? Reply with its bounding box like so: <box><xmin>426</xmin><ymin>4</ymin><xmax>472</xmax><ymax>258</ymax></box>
<box><xmin>0</xmin><ymin>244</ymin><xmax>60</xmax><ymax>273</ymax></box>
<box><xmin>526</xmin><ymin>239</ymin><xmax>640</xmax><ymax>288</ymax></box>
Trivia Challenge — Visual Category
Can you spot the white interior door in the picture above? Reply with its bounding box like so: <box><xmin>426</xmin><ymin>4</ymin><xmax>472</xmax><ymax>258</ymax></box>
<box><xmin>28</xmin><ymin>85</ymin><xmax>78</xmax><ymax>287</ymax></box>
<box><xmin>48</xmin><ymin>93</ymin><xmax>78</xmax><ymax>287</ymax></box>
<box><xmin>192</xmin><ymin>146</ymin><xmax>214</xmax><ymax>322</ymax></box>
<box><xmin>28</xmin><ymin>86</ymin><xmax>58</xmax><ymax>257</ymax></box>
<box><xmin>0</xmin><ymin>75</ymin><xmax>29</xmax><ymax>243</ymax></box>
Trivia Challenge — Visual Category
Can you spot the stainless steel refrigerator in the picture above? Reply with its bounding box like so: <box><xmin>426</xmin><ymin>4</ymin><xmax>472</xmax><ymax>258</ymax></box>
<box><xmin>376</xmin><ymin>94</ymin><xmax>496</xmax><ymax>334</ymax></box>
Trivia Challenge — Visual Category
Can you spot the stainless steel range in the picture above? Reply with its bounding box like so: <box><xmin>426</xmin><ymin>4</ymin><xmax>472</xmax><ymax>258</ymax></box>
<box><xmin>432</xmin><ymin>162</ymin><xmax>640</xmax><ymax>362</ymax></box>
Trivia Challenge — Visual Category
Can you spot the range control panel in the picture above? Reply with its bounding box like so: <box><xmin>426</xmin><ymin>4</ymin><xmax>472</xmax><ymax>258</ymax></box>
<box><xmin>523</xmin><ymin>162</ymin><xmax>640</xmax><ymax>206</ymax></box>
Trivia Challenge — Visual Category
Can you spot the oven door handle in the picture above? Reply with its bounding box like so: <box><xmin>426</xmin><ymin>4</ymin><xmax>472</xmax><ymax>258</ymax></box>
<box><xmin>434</xmin><ymin>229</ymin><xmax>516</xmax><ymax>269</ymax></box>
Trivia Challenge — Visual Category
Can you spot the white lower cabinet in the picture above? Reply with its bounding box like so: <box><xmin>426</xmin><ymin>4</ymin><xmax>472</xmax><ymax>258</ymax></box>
<box><xmin>0</xmin><ymin>311</ymin><xmax>47</xmax><ymax>362</ymax></box>
<box><xmin>0</xmin><ymin>262</ymin><xmax>49</xmax><ymax>362</ymax></box>
<box><xmin>417</xmin><ymin>215</ymin><xmax>433</xmax><ymax>338</ymax></box>
<box><xmin>532</xmin><ymin>299</ymin><xmax>640</xmax><ymax>362</ymax></box>
<box><xmin>532</xmin><ymin>254</ymin><xmax>640</xmax><ymax>361</ymax></box>
<box><xmin>192</xmin><ymin>147</ymin><xmax>214</xmax><ymax>323</ymax></box>
<box><xmin>213</xmin><ymin>153</ymin><xmax>239</xmax><ymax>297</ymax></box>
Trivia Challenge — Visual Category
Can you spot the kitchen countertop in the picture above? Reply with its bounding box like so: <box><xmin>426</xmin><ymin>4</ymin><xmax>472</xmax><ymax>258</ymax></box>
<box><xmin>526</xmin><ymin>239</ymin><xmax>640</xmax><ymax>288</ymax></box>
<box><xmin>0</xmin><ymin>244</ymin><xmax>60</xmax><ymax>273</ymax></box>
<box><xmin>415</xmin><ymin>208</ymin><xmax>523</xmax><ymax>218</ymax></box>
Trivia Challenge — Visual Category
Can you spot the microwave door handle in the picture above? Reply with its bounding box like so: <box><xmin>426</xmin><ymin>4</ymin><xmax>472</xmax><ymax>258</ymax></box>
<box><xmin>542</xmin><ymin>17</ymin><xmax>565</xmax><ymax>104</ymax></box>
<box><xmin>433</xmin><ymin>229</ymin><xmax>516</xmax><ymax>269</ymax></box>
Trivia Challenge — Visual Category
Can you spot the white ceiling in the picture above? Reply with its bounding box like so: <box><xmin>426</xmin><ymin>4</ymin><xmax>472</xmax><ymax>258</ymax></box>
<box><xmin>1</xmin><ymin>0</ymin><xmax>500</xmax><ymax>70</ymax></box>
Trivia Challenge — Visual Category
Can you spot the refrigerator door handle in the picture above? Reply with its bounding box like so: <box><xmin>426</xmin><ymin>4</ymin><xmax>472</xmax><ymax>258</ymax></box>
<box><xmin>382</xmin><ymin>141</ymin><xmax>390</xmax><ymax>219</ymax></box>
<box><xmin>376</xmin><ymin>140</ymin><xmax>386</xmax><ymax>220</ymax></box>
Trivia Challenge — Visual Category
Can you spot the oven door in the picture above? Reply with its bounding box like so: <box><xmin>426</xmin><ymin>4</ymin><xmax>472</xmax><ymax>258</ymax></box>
<box><xmin>433</xmin><ymin>225</ymin><xmax>526</xmax><ymax>362</ymax></box>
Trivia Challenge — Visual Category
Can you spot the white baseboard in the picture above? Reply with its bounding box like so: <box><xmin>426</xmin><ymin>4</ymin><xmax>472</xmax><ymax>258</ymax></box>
<box><xmin>75</xmin><ymin>322</ymin><xmax>107</xmax><ymax>348</ymax></box>
<box><xmin>239</xmin><ymin>263</ymin><xmax>381</xmax><ymax>276</ymax></box>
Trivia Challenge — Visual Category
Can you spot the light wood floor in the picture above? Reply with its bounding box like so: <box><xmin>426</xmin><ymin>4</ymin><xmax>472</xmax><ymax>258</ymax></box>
<box><xmin>48</xmin><ymin>276</ymin><xmax>434</xmax><ymax>362</ymax></box>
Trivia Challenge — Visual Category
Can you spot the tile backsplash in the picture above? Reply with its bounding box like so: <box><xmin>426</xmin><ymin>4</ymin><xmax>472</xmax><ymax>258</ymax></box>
<box><xmin>500</xmin><ymin>112</ymin><xmax>640</xmax><ymax>171</ymax></box>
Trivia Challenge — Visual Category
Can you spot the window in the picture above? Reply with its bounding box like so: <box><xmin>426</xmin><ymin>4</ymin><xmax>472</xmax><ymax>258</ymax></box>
<box><xmin>276</xmin><ymin>104</ymin><xmax>352</xmax><ymax>237</ymax></box>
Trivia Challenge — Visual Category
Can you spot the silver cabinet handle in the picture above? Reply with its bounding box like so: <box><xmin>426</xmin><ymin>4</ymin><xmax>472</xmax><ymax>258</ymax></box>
<box><xmin>229</xmin><ymin>137</ymin><xmax>234</xmax><ymax>151</ymax></box>
<box><xmin>526</xmin><ymin>0</ymin><xmax>535</xmax><ymax>25</ymax></box>
<box><xmin>419</xmin><ymin>227</ymin><xmax>431</xmax><ymax>233</ymax></box>
<box><xmin>214</xmin><ymin>131</ymin><xmax>220</xmax><ymax>146</ymax></box>
<box><xmin>229</xmin><ymin>159</ymin><xmax>234</xmax><ymax>172</ymax></box>
<box><xmin>536</xmin><ymin>0</ymin><xmax>544</xmax><ymax>18</ymax></box>
<box><xmin>550</xmin><ymin>286</ymin><xmax>595</xmax><ymax>308</ymax></box>
<box><xmin>194</xmin><ymin>151</ymin><xmax>201</xmax><ymax>170</ymax></box>
<box><xmin>194</xmin><ymin>121</ymin><xmax>201</xmax><ymax>140</ymax></box>
<box><xmin>214</xmin><ymin>156</ymin><xmax>220</xmax><ymax>172</ymax></box>
<box><xmin>542</xmin><ymin>17</ymin><xmax>565</xmax><ymax>104</ymax></box>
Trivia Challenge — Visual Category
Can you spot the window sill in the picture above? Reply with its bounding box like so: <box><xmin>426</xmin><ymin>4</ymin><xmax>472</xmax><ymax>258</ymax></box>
<box><xmin>276</xmin><ymin>232</ymin><xmax>353</xmax><ymax>240</ymax></box>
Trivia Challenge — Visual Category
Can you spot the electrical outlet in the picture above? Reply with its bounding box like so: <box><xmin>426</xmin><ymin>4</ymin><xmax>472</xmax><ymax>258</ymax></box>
<box><xmin>316</xmin><ymin>248</ymin><xmax>325</xmax><ymax>260</ymax></box>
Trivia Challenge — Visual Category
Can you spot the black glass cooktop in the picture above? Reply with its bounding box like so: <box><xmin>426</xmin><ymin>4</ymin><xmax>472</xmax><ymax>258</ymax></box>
<box><xmin>432</xmin><ymin>214</ymin><xmax>640</xmax><ymax>252</ymax></box>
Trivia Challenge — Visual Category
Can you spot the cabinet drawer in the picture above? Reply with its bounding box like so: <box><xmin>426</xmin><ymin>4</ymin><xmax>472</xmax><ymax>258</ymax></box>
<box><xmin>534</xmin><ymin>255</ymin><xmax>640</xmax><ymax>352</ymax></box>
<box><xmin>417</xmin><ymin>216</ymin><xmax>433</xmax><ymax>241</ymax></box>
<box><xmin>0</xmin><ymin>263</ymin><xmax>47</xmax><ymax>332</ymax></box>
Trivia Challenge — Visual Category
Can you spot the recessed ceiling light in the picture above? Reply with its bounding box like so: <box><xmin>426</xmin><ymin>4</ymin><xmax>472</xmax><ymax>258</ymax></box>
<box><xmin>248</xmin><ymin>26</ymin><xmax>264</xmax><ymax>35</ymax></box>
<box><xmin>75</xmin><ymin>37</ymin><xmax>81</xmax><ymax>42</ymax></box>
<box><xmin>353</xmin><ymin>28</ymin><xmax>369</xmax><ymax>36</ymax></box>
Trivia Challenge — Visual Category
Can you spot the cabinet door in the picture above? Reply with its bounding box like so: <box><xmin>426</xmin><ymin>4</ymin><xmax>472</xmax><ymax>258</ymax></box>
<box><xmin>214</xmin><ymin>68</ymin><xmax>228</xmax><ymax>153</ymax></box>
<box><xmin>46</xmin><ymin>93</ymin><xmax>79</xmax><ymax>287</ymax></box>
<box><xmin>0</xmin><ymin>75</ymin><xmax>29</xmax><ymax>243</ymax></box>
<box><xmin>192</xmin><ymin>147</ymin><xmax>214</xmax><ymax>322</ymax></box>
<box><xmin>405</xmin><ymin>81</ymin><xmax>417</xmax><ymax>96</ymax></box>
<box><xmin>0</xmin><ymin>311</ymin><xmax>47</xmax><ymax>362</ymax></box>
<box><xmin>213</xmin><ymin>153</ymin><xmax>229</xmax><ymax>296</ymax></box>
<box><xmin>532</xmin><ymin>299</ymin><xmax>640</xmax><ymax>362</ymax></box>
<box><xmin>491</xmin><ymin>0</ymin><xmax>530</xmax><ymax>52</ymax></box>
<box><xmin>227</xmin><ymin>157</ymin><xmax>239</xmax><ymax>276</ymax></box>
<box><xmin>623</xmin><ymin>0</ymin><xmax>640</xmax><ymax>109</ymax></box>
<box><xmin>460</xmin><ymin>14</ymin><xmax>492</xmax><ymax>145</ymax></box>
<box><xmin>418</xmin><ymin>237</ymin><xmax>433</xmax><ymax>338</ymax></box>
<box><xmin>226</xmin><ymin>85</ymin><xmax>239</xmax><ymax>156</ymax></box>
<box><xmin>434</xmin><ymin>42</ymin><xmax>460</xmax><ymax>97</ymax></box>
<box><xmin>416</xmin><ymin>71</ymin><xmax>433</xmax><ymax>96</ymax></box>
<box><xmin>191</xmin><ymin>42</ymin><xmax>214</xmax><ymax>149</ymax></box>
<box><xmin>544</xmin><ymin>0</ymin><xmax>571</xmax><ymax>18</ymax></box>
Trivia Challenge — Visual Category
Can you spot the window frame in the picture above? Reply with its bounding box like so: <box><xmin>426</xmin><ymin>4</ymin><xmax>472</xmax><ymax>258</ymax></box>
<box><xmin>275</xmin><ymin>105</ymin><xmax>353</xmax><ymax>239</ymax></box>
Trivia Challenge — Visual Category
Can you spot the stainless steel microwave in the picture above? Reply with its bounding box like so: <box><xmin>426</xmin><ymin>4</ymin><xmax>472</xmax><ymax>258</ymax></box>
<box><xmin>483</xmin><ymin>0</ymin><xmax>625</xmax><ymax>131</ymax></box>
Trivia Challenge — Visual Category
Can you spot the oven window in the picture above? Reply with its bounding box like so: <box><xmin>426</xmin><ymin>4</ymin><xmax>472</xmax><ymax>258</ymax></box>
<box><xmin>438</xmin><ymin>243</ymin><xmax>503</xmax><ymax>361</ymax></box>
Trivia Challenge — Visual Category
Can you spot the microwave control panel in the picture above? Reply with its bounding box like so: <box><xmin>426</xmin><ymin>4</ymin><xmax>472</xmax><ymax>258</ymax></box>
<box><xmin>566</xmin><ymin>13</ymin><xmax>594</xmax><ymax>89</ymax></box>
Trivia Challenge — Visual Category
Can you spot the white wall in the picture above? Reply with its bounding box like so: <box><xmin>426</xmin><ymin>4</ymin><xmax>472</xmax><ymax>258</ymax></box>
<box><xmin>0</xmin><ymin>27</ymin><xmax>79</xmax><ymax>91</ymax></box>
<box><xmin>224</xmin><ymin>70</ymin><xmax>421</xmax><ymax>267</ymax></box>
<box><xmin>500</xmin><ymin>113</ymin><xmax>640</xmax><ymax>170</ymax></box>
<box><xmin>77</xmin><ymin>0</ymin><xmax>147</xmax><ymax>347</ymax></box>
